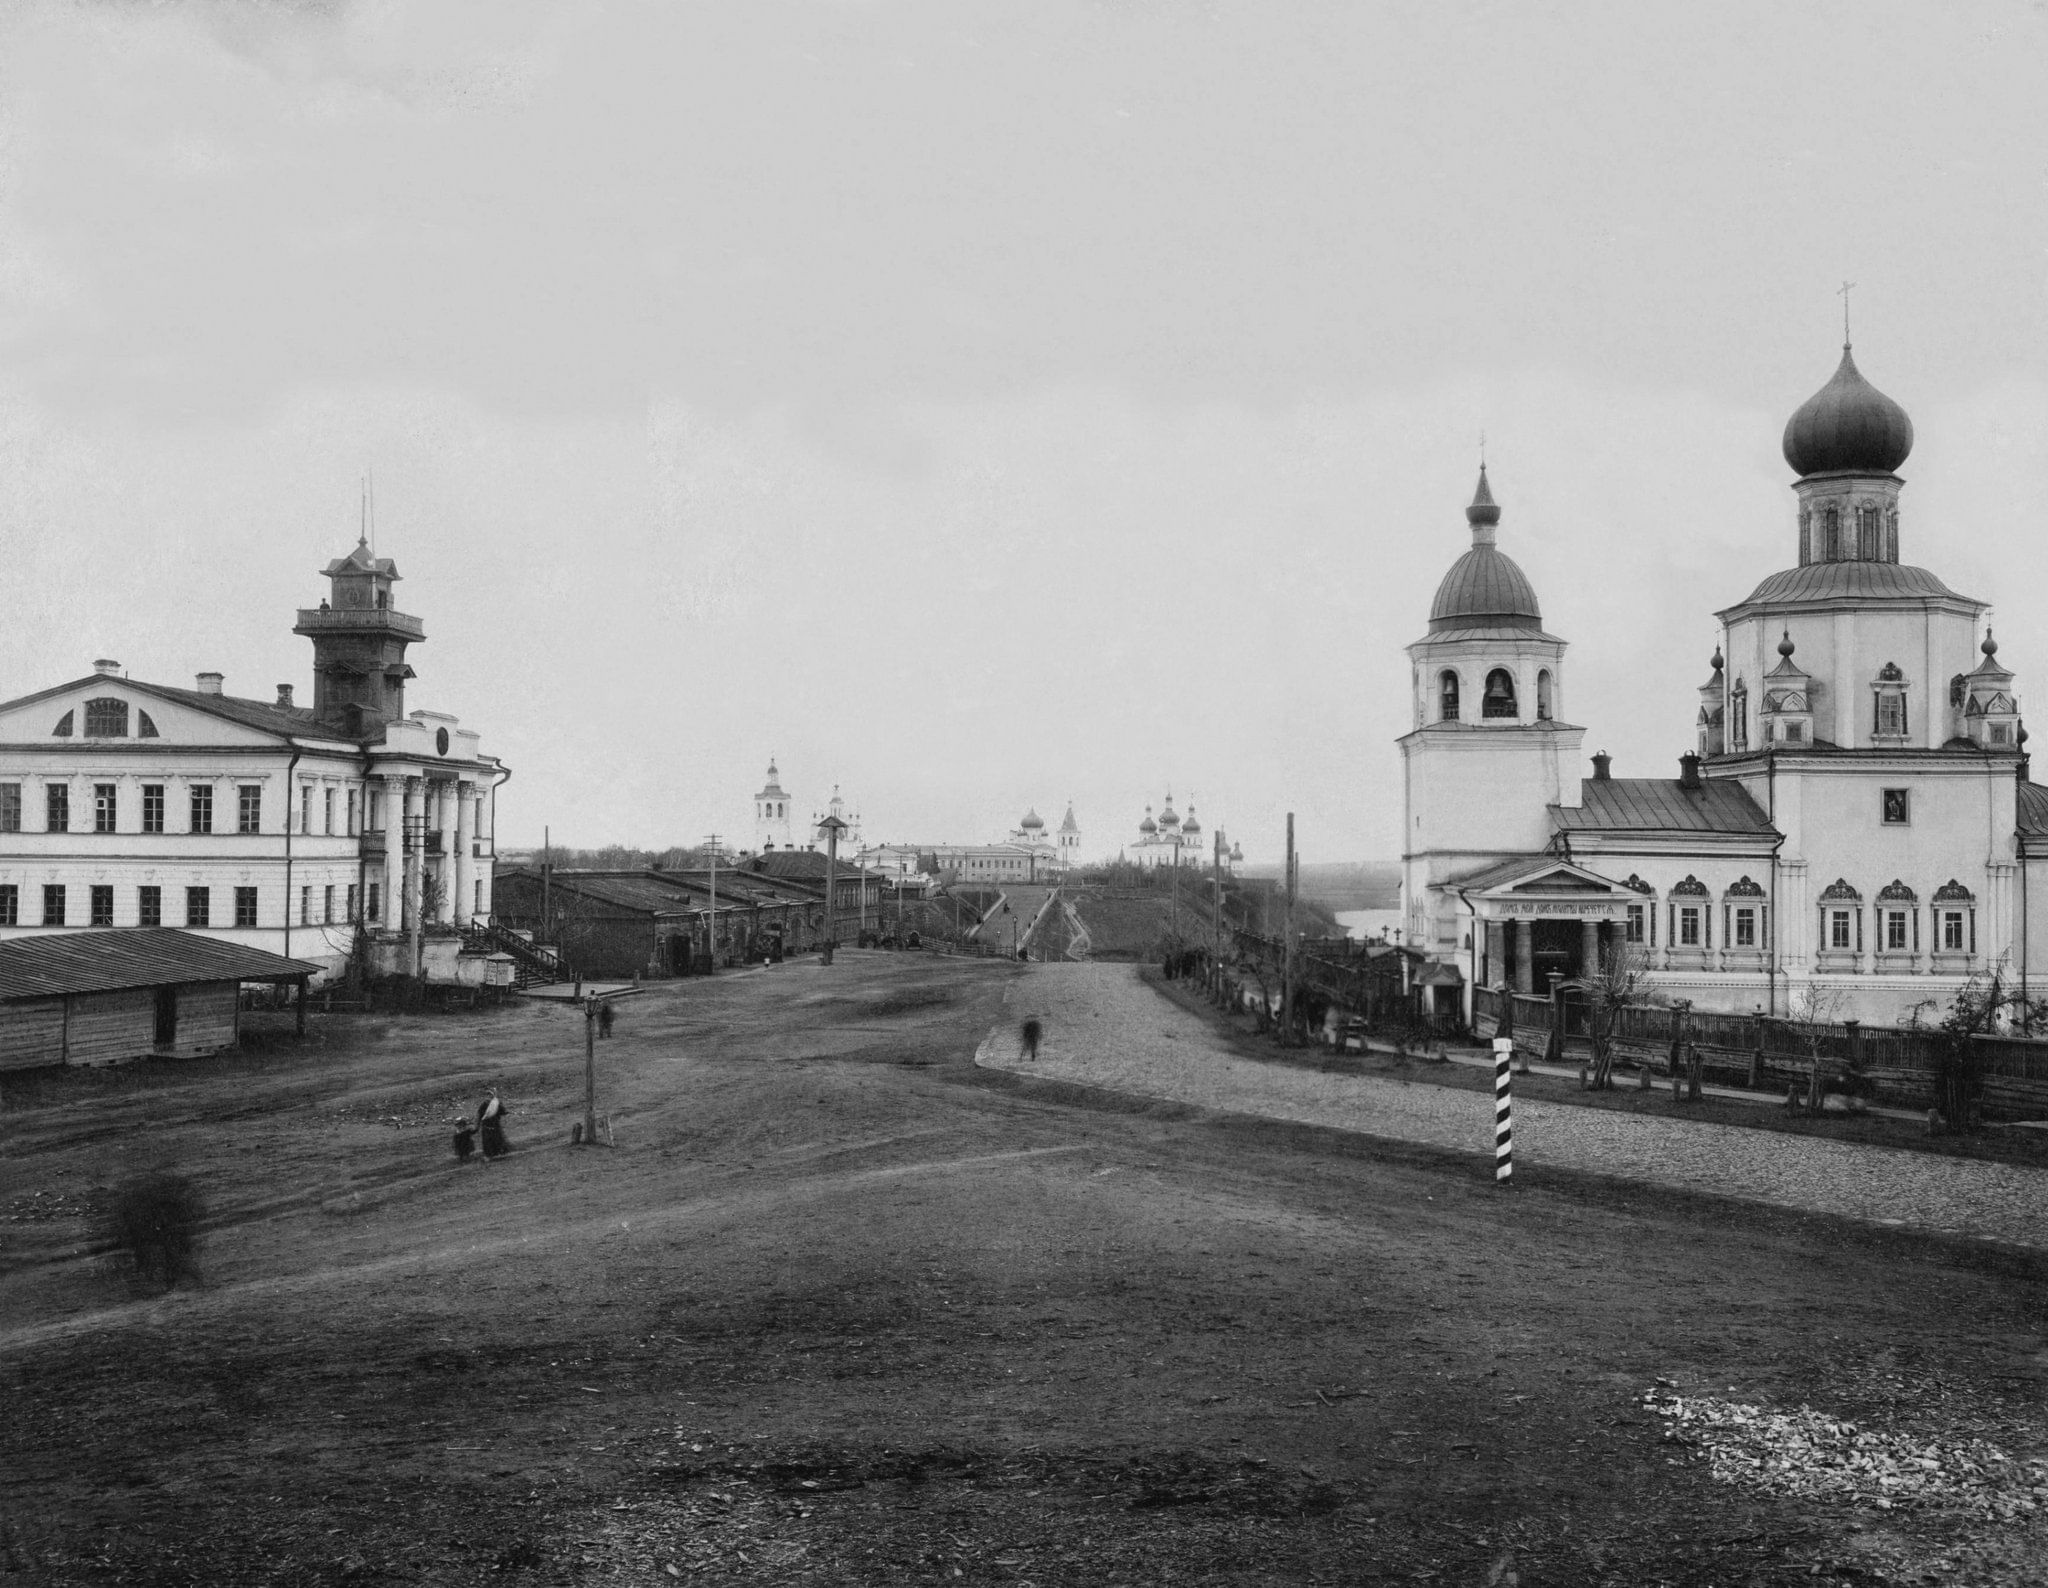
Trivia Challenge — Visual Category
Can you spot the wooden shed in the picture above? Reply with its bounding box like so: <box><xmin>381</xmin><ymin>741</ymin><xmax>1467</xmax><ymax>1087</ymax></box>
<box><xmin>0</xmin><ymin>931</ymin><xmax>321</xmax><ymax>1071</ymax></box>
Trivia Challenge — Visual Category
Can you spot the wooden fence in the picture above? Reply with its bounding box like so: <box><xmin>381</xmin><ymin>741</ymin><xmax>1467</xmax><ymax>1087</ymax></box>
<box><xmin>1473</xmin><ymin>986</ymin><xmax>2048</xmax><ymax>1119</ymax></box>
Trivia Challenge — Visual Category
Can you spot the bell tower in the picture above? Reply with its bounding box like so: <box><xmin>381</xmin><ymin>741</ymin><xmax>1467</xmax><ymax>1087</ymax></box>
<box><xmin>292</xmin><ymin>539</ymin><xmax>425</xmax><ymax>736</ymax></box>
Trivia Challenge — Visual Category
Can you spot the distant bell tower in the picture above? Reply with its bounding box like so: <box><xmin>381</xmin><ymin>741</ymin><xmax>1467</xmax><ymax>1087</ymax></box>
<box><xmin>293</xmin><ymin>539</ymin><xmax>424</xmax><ymax>736</ymax></box>
<box><xmin>754</xmin><ymin>759</ymin><xmax>793</xmax><ymax>851</ymax></box>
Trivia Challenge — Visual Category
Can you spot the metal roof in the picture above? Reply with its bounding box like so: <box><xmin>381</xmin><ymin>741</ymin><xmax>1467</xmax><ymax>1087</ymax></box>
<box><xmin>1428</xmin><ymin>546</ymin><xmax>1543</xmax><ymax>632</ymax></box>
<box><xmin>1725</xmin><ymin>561</ymin><xmax>1973</xmax><ymax>613</ymax></box>
<box><xmin>1553</xmin><ymin>778</ymin><xmax>1779</xmax><ymax>836</ymax></box>
<box><xmin>2018</xmin><ymin>782</ymin><xmax>2048</xmax><ymax>838</ymax></box>
<box><xmin>1782</xmin><ymin>345</ymin><xmax>1913</xmax><ymax>477</ymax></box>
<box><xmin>0</xmin><ymin>930</ymin><xmax>322</xmax><ymax>1001</ymax></box>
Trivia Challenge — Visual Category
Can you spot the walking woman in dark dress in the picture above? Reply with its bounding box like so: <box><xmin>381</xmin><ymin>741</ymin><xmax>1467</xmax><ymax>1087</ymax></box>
<box><xmin>477</xmin><ymin>1091</ymin><xmax>510</xmax><ymax>1159</ymax></box>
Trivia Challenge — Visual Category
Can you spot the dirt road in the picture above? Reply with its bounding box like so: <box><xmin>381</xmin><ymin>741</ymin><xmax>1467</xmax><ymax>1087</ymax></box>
<box><xmin>3</xmin><ymin>951</ymin><xmax>2046</xmax><ymax>1586</ymax></box>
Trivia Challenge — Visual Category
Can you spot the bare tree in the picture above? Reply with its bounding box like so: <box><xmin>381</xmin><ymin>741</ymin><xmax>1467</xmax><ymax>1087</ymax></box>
<box><xmin>1581</xmin><ymin>943</ymin><xmax>1663</xmax><ymax>1091</ymax></box>
<box><xmin>1782</xmin><ymin>980</ymin><xmax>1850</xmax><ymax>1110</ymax></box>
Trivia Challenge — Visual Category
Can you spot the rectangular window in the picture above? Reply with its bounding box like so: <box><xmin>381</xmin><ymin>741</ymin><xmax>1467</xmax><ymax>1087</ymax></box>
<box><xmin>1885</xmin><ymin>909</ymin><xmax>1908</xmax><ymax>951</ymax></box>
<box><xmin>323</xmin><ymin>884</ymin><xmax>334</xmax><ymax>923</ymax></box>
<box><xmin>302</xmin><ymin>785</ymin><xmax>313</xmax><ymax>834</ymax></box>
<box><xmin>347</xmin><ymin>789</ymin><xmax>359</xmax><ymax>836</ymax></box>
<box><xmin>142</xmin><ymin>784</ymin><xmax>164</xmax><ymax>834</ymax></box>
<box><xmin>301</xmin><ymin>884</ymin><xmax>312</xmax><ymax>925</ymax></box>
<box><xmin>46</xmin><ymin>784</ymin><xmax>69</xmax><ymax>833</ymax></box>
<box><xmin>1830</xmin><ymin>909</ymin><xmax>1852</xmax><ymax>950</ymax></box>
<box><xmin>369</xmin><ymin>789</ymin><xmax>383</xmax><ymax>831</ymax></box>
<box><xmin>0</xmin><ymin>782</ymin><xmax>21</xmax><ymax>832</ymax></box>
<box><xmin>89</xmin><ymin>885</ymin><xmax>113</xmax><ymax>926</ymax></box>
<box><xmin>1678</xmin><ymin>906</ymin><xmax>1701</xmax><ymax>947</ymax></box>
<box><xmin>1943</xmin><ymin>910</ymin><xmax>1965</xmax><ymax>951</ymax></box>
<box><xmin>0</xmin><ymin>884</ymin><xmax>14</xmax><ymax>926</ymax></box>
<box><xmin>138</xmin><ymin>885</ymin><xmax>161</xmax><ymax>927</ymax></box>
<box><xmin>1784</xmin><ymin>721</ymin><xmax>1805</xmax><ymax>743</ymax></box>
<box><xmin>238</xmin><ymin>784</ymin><xmax>262</xmax><ymax>834</ymax></box>
<box><xmin>42</xmin><ymin>884</ymin><xmax>64</xmax><ymax>926</ymax></box>
<box><xmin>368</xmin><ymin>881</ymin><xmax>381</xmax><ymax>923</ymax></box>
<box><xmin>1624</xmin><ymin>904</ymin><xmax>1645</xmax><ymax>944</ymax></box>
<box><xmin>94</xmin><ymin>783</ymin><xmax>117</xmax><ymax>833</ymax></box>
<box><xmin>185</xmin><ymin>886</ymin><xmax>210</xmax><ymax>928</ymax></box>
<box><xmin>1734</xmin><ymin>906</ymin><xmax>1756</xmax><ymax>948</ymax></box>
<box><xmin>324</xmin><ymin>789</ymin><xmax>335</xmax><ymax>835</ymax></box>
<box><xmin>235</xmin><ymin>886</ymin><xmax>258</xmax><ymax>927</ymax></box>
<box><xmin>1876</xmin><ymin>693</ymin><xmax>1906</xmax><ymax>737</ymax></box>
<box><xmin>190</xmin><ymin>784</ymin><xmax>214</xmax><ymax>834</ymax></box>
<box><xmin>346</xmin><ymin>883</ymin><xmax>358</xmax><ymax>922</ymax></box>
<box><xmin>1881</xmin><ymin>788</ymin><xmax>1909</xmax><ymax>824</ymax></box>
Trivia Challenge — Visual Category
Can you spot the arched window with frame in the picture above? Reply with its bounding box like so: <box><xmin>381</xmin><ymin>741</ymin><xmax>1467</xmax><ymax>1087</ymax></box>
<box><xmin>1823</xmin><ymin>505</ymin><xmax>1840</xmax><ymax>560</ymax></box>
<box><xmin>1932</xmin><ymin>879</ymin><xmax>1976</xmax><ymax>957</ymax></box>
<box><xmin>1872</xmin><ymin>663</ymin><xmax>1909</xmax><ymax>740</ymax></box>
<box><xmin>1481</xmin><ymin>668</ymin><xmax>1518</xmax><ymax>720</ymax></box>
<box><xmin>83</xmin><ymin>698</ymin><xmax>128</xmax><ymax>738</ymax></box>
<box><xmin>1439</xmin><ymin>671</ymin><xmax>1460</xmax><ymax>722</ymax></box>
<box><xmin>1858</xmin><ymin>505</ymin><xmax>1880</xmax><ymax>560</ymax></box>
<box><xmin>1729</xmin><ymin>681</ymin><xmax>1749</xmax><ymax>752</ymax></box>
<box><xmin>1536</xmin><ymin>670</ymin><xmax>1553</xmax><ymax>721</ymax></box>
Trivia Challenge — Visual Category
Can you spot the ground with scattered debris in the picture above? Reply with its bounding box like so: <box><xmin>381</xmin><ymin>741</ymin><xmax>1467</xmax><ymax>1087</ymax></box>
<box><xmin>3</xmin><ymin>951</ymin><xmax>2047</xmax><ymax>1585</ymax></box>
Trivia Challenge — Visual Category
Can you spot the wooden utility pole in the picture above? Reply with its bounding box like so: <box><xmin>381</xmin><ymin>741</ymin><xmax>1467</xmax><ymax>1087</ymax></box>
<box><xmin>703</xmin><ymin>833</ymin><xmax>722</xmax><ymax>974</ymax></box>
<box><xmin>583</xmin><ymin>994</ymin><xmax>599</xmax><ymax>1144</ymax></box>
<box><xmin>1281</xmin><ymin>813</ymin><xmax>1298</xmax><ymax>1045</ymax></box>
<box><xmin>818</xmin><ymin>815</ymin><xmax>847</xmax><ymax>964</ymax></box>
<box><xmin>1212</xmin><ymin>827</ymin><xmax>1225</xmax><ymax>985</ymax></box>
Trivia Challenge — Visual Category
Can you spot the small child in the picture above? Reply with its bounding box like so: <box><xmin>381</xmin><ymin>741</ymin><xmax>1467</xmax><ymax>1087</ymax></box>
<box><xmin>451</xmin><ymin>1118</ymin><xmax>477</xmax><ymax>1161</ymax></box>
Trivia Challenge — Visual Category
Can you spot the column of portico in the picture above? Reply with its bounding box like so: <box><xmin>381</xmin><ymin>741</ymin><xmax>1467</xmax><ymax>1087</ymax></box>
<box><xmin>1581</xmin><ymin>919</ymin><xmax>1600</xmax><ymax>979</ymax></box>
<box><xmin>436</xmin><ymin>780</ymin><xmax>458</xmax><ymax>924</ymax></box>
<box><xmin>454</xmin><ymin>782</ymin><xmax>477</xmax><ymax>927</ymax></box>
<box><xmin>380</xmin><ymin>775</ymin><xmax>404</xmax><ymax>929</ymax></box>
<box><xmin>1987</xmin><ymin>863</ymin><xmax>2016</xmax><ymax>971</ymax></box>
<box><xmin>474</xmin><ymin>779</ymin><xmax>495</xmax><ymax>920</ymax></box>
<box><xmin>1512</xmin><ymin>919</ymin><xmax>1534</xmax><ymax>994</ymax></box>
<box><xmin>402</xmin><ymin>776</ymin><xmax>425</xmax><ymax>932</ymax></box>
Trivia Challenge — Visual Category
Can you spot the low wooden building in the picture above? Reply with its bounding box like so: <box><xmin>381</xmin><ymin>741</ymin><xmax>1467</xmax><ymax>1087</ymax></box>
<box><xmin>0</xmin><ymin>929</ymin><xmax>321</xmax><ymax>1070</ymax></box>
<box><xmin>491</xmin><ymin>868</ymin><xmax>827</xmax><ymax>978</ymax></box>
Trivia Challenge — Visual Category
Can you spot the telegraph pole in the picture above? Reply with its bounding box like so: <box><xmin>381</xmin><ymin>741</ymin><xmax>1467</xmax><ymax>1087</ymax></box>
<box><xmin>817</xmin><ymin>815</ymin><xmax>847</xmax><ymax>964</ymax></box>
<box><xmin>1212</xmin><ymin>826</ymin><xmax>1225</xmax><ymax>988</ymax></box>
<box><xmin>1281</xmin><ymin>813</ymin><xmax>1298</xmax><ymax>1045</ymax></box>
<box><xmin>703</xmin><ymin>833</ymin><xmax>722</xmax><ymax>974</ymax></box>
<box><xmin>583</xmin><ymin>994</ymin><xmax>599</xmax><ymax>1144</ymax></box>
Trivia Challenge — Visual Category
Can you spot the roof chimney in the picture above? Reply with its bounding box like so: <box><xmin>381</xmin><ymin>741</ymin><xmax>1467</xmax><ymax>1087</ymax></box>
<box><xmin>196</xmin><ymin>672</ymin><xmax>224</xmax><ymax>696</ymax></box>
<box><xmin>1678</xmin><ymin>751</ymin><xmax>1703</xmax><ymax>791</ymax></box>
<box><xmin>276</xmin><ymin>684</ymin><xmax>295</xmax><ymax>709</ymax></box>
<box><xmin>1591</xmin><ymin>751</ymin><xmax>1612</xmax><ymax>781</ymax></box>
<box><xmin>92</xmin><ymin>658</ymin><xmax>120</xmax><ymax>676</ymax></box>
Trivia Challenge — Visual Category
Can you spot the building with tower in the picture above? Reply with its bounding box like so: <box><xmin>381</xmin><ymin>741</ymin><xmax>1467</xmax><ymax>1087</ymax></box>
<box><xmin>0</xmin><ymin>536</ymin><xmax>506</xmax><ymax>983</ymax></box>
<box><xmin>1400</xmin><ymin>337</ymin><xmax>2044</xmax><ymax>1026</ymax></box>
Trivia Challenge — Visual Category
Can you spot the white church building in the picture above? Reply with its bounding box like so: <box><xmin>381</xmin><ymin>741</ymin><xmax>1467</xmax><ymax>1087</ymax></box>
<box><xmin>1401</xmin><ymin>339</ymin><xmax>2043</xmax><ymax>1026</ymax></box>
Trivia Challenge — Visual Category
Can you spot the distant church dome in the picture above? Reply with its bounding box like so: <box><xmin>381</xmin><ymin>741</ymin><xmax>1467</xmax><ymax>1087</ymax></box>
<box><xmin>1782</xmin><ymin>345</ymin><xmax>1914</xmax><ymax>477</ymax></box>
<box><xmin>1019</xmin><ymin>809</ymin><xmax>1044</xmax><ymax>831</ymax></box>
<box><xmin>1138</xmin><ymin>805</ymin><xmax>1157</xmax><ymax>835</ymax></box>
<box><xmin>1429</xmin><ymin>466</ymin><xmax>1543</xmax><ymax>633</ymax></box>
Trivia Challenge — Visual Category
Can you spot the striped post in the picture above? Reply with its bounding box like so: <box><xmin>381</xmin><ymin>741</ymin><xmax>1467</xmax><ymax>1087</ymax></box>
<box><xmin>1492</xmin><ymin>1036</ymin><xmax>1515</xmax><ymax>1185</ymax></box>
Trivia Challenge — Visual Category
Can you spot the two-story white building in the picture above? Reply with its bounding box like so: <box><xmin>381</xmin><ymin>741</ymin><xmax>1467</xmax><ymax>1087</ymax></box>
<box><xmin>0</xmin><ymin>539</ymin><xmax>506</xmax><ymax>982</ymax></box>
<box><xmin>1401</xmin><ymin>339</ymin><xmax>2043</xmax><ymax>1025</ymax></box>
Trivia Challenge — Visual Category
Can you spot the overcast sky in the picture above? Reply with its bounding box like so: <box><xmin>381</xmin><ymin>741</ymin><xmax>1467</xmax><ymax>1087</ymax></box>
<box><xmin>3</xmin><ymin>1</ymin><xmax>2046</xmax><ymax>866</ymax></box>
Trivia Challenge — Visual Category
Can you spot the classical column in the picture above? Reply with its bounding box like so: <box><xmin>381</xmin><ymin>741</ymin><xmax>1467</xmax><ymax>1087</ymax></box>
<box><xmin>380</xmin><ymin>775</ymin><xmax>404</xmax><ymax>930</ymax></box>
<box><xmin>1485</xmin><ymin>919</ymin><xmax>1505</xmax><ymax>987</ymax></box>
<box><xmin>1987</xmin><ymin>863</ymin><xmax>2016</xmax><ymax>972</ymax></box>
<box><xmin>402</xmin><ymin>776</ymin><xmax>425</xmax><ymax>931</ymax></box>
<box><xmin>435</xmin><ymin>780</ymin><xmax>458</xmax><ymax>924</ymax></box>
<box><xmin>1513</xmin><ymin>919</ymin><xmax>1534</xmax><ymax>995</ymax></box>
<box><xmin>454</xmin><ymin>782</ymin><xmax>477</xmax><ymax>927</ymax></box>
<box><xmin>1581</xmin><ymin>918</ymin><xmax>1601</xmax><ymax>980</ymax></box>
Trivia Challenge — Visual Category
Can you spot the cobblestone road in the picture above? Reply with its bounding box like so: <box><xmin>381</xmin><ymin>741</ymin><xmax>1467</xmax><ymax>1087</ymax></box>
<box><xmin>982</xmin><ymin>962</ymin><xmax>2048</xmax><ymax>1251</ymax></box>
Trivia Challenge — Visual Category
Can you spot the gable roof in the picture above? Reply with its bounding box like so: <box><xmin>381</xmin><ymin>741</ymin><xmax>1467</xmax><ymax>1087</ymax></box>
<box><xmin>1553</xmin><ymin>777</ymin><xmax>1779</xmax><ymax>837</ymax></box>
<box><xmin>0</xmin><ymin>930</ymin><xmax>321</xmax><ymax>1001</ymax></box>
<box><xmin>0</xmin><ymin>674</ymin><xmax>359</xmax><ymax>745</ymax></box>
<box><xmin>1445</xmin><ymin>854</ymin><xmax>1633</xmax><ymax>895</ymax></box>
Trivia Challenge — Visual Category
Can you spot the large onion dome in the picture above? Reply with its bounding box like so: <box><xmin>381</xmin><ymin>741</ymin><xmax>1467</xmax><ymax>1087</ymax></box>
<box><xmin>1782</xmin><ymin>345</ymin><xmax>1913</xmax><ymax>477</ymax></box>
<box><xmin>1428</xmin><ymin>466</ymin><xmax>1542</xmax><ymax>632</ymax></box>
<box><xmin>1019</xmin><ymin>809</ymin><xmax>1044</xmax><ymax>831</ymax></box>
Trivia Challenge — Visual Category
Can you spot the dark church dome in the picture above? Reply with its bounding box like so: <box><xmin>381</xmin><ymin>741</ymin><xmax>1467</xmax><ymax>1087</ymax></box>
<box><xmin>1782</xmin><ymin>345</ymin><xmax>1914</xmax><ymax>477</ymax></box>
<box><xmin>1428</xmin><ymin>467</ymin><xmax>1541</xmax><ymax>631</ymax></box>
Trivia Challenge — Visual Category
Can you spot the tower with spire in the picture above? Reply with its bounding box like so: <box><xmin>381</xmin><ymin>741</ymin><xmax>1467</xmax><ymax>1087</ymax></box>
<box><xmin>754</xmin><ymin>759</ymin><xmax>793</xmax><ymax>851</ymax></box>
<box><xmin>1398</xmin><ymin>465</ymin><xmax>1584</xmax><ymax>958</ymax></box>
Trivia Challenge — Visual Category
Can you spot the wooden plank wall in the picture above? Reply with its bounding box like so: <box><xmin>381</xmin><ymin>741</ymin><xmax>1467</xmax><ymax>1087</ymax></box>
<box><xmin>171</xmin><ymin>983</ymin><xmax>238</xmax><ymax>1058</ymax></box>
<box><xmin>64</xmin><ymin>988</ymin><xmax>158</xmax><ymax>1066</ymax></box>
<box><xmin>0</xmin><ymin>998</ymin><xmax>66</xmax><ymax>1070</ymax></box>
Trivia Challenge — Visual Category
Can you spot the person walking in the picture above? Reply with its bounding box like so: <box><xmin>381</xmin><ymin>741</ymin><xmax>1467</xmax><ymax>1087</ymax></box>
<box><xmin>477</xmin><ymin>1090</ymin><xmax>510</xmax><ymax>1160</ymax></box>
<box><xmin>597</xmin><ymin>1000</ymin><xmax>616</xmax><ymax>1040</ymax></box>
<box><xmin>1019</xmin><ymin>1018</ymin><xmax>1042</xmax><ymax>1062</ymax></box>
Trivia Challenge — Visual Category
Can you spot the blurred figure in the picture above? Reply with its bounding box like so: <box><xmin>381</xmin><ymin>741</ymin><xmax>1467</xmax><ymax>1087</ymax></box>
<box><xmin>1020</xmin><ymin>1018</ymin><xmax>1042</xmax><ymax>1061</ymax></box>
<box><xmin>477</xmin><ymin>1091</ymin><xmax>510</xmax><ymax>1159</ymax></box>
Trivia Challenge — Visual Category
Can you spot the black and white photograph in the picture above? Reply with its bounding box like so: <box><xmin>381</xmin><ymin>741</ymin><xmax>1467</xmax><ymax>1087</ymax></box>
<box><xmin>4</xmin><ymin>3</ymin><xmax>2048</xmax><ymax>1584</ymax></box>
